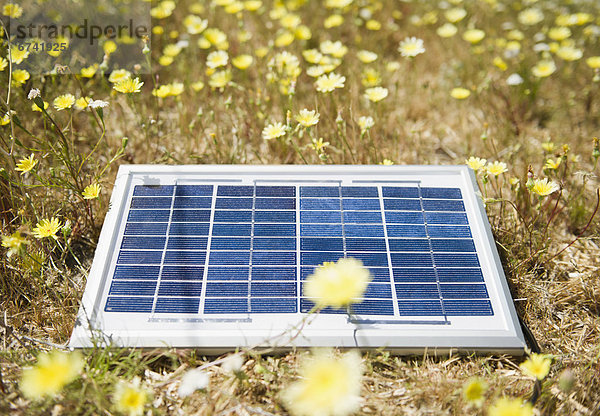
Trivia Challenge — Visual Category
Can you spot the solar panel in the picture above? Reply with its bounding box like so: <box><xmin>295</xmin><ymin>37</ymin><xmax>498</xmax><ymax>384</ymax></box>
<box><xmin>70</xmin><ymin>165</ymin><xmax>525</xmax><ymax>353</ymax></box>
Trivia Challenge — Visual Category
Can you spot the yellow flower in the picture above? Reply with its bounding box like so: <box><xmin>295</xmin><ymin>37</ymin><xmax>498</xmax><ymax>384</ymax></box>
<box><xmin>451</xmin><ymin>87</ymin><xmax>471</xmax><ymax>99</ymax></box>
<box><xmin>544</xmin><ymin>158</ymin><xmax>561</xmax><ymax>170</ymax></box>
<box><xmin>163</xmin><ymin>44</ymin><xmax>182</xmax><ymax>57</ymax></box>
<box><xmin>520</xmin><ymin>353</ymin><xmax>552</xmax><ymax>380</ymax></box>
<box><xmin>380</xmin><ymin>159</ymin><xmax>394</xmax><ymax>165</ymax></box>
<box><xmin>184</xmin><ymin>15</ymin><xmax>208</xmax><ymax>34</ymax></box>
<box><xmin>3</xmin><ymin>3</ymin><xmax>23</xmax><ymax>18</ymax></box>
<box><xmin>532</xmin><ymin>60</ymin><xmax>556</xmax><ymax>78</ymax></box>
<box><xmin>488</xmin><ymin>397</ymin><xmax>533</xmax><ymax>416</ymax></box>
<box><xmin>364</xmin><ymin>87</ymin><xmax>388</xmax><ymax>102</ymax></box>
<box><xmin>206</xmin><ymin>50</ymin><xmax>229</xmax><ymax>68</ymax></box>
<box><xmin>80</xmin><ymin>64</ymin><xmax>98</xmax><ymax>78</ymax></box>
<box><xmin>437</xmin><ymin>23</ymin><xmax>458</xmax><ymax>38</ymax></box>
<box><xmin>309</xmin><ymin>137</ymin><xmax>329</xmax><ymax>153</ymax></box>
<box><xmin>303</xmin><ymin>49</ymin><xmax>323</xmax><ymax>64</ymax></box>
<box><xmin>320</xmin><ymin>40</ymin><xmax>348</xmax><ymax>58</ymax></box>
<box><xmin>158</xmin><ymin>55</ymin><xmax>174</xmax><ymax>66</ymax></box>
<box><xmin>113</xmin><ymin>377</ymin><xmax>150</xmax><ymax>416</ymax></box>
<box><xmin>245</xmin><ymin>0</ymin><xmax>262</xmax><ymax>10</ymax></box>
<box><xmin>518</xmin><ymin>8</ymin><xmax>544</xmax><ymax>26</ymax></box>
<box><xmin>365</xmin><ymin>19</ymin><xmax>381</xmax><ymax>31</ymax></box>
<box><xmin>304</xmin><ymin>258</ymin><xmax>371</xmax><ymax>309</ymax></box>
<box><xmin>463</xmin><ymin>378</ymin><xmax>487</xmax><ymax>404</ymax></box>
<box><xmin>556</xmin><ymin>46</ymin><xmax>582</xmax><ymax>61</ymax></box>
<box><xmin>224</xmin><ymin>1</ymin><xmax>244</xmax><ymax>14</ymax></box>
<box><xmin>548</xmin><ymin>27</ymin><xmax>571</xmax><ymax>41</ymax></box>
<box><xmin>20</xmin><ymin>350</ymin><xmax>84</xmax><ymax>399</ymax></box>
<box><xmin>113</xmin><ymin>77</ymin><xmax>144</xmax><ymax>94</ymax></box>
<box><xmin>103</xmin><ymin>40</ymin><xmax>117</xmax><ymax>55</ymax></box>
<box><xmin>466</xmin><ymin>156</ymin><xmax>487</xmax><ymax>171</ymax></box>
<box><xmin>53</xmin><ymin>94</ymin><xmax>76</xmax><ymax>110</ymax></box>
<box><xmin>462</xmin><ymin>29</ymin><xmax>485</xmax><ymax>44</ymax></box>
<box><xmin>444</xmin><ymin>8</ymin><xmax>467</xmax><ymax>23</ymax></box>
<box><xmin>325</xmin><ymin>0</ymin><xmax>353</xmax><ymax>8</ymax></box>
<box><xmin>493</xmin><ymin>57</ymin><xmax>508</xmax><ymax>71</ymax></box>
<box><xmin>15</xmin><ymin>154</ymin><xmax>38</xmax><ymax>173</ymax></box>
<box><xmin>294</xmin><ymin>25</ymin><xmax>312</xmax><ymax>40</ymax></box>
<box><xmin>232</xmin><ymin>54</ymin><xmax>253</xmax><ymax>69</ymax></box>
<box><xmin>152</xmin><ymin>82</ymin><xmax>184</xmax><ymax>98</ymax></box>
<box><xmin>486</xmin><ymin>161</ymin><xmax>508</xmax><ymax>176</ymax></box>
<box><xmin>75</xmin><ymin>97</ymin><xmax>92</xmax><ymax>110</ymax></box>
<box><xmin>324</xmin><ymin>14</ymin><xmax>344</xmax><ymax>28</ymax></box>
<box><xmin>262</xmin><ymin>122</ymin><xmax>287</xmax><ymax>140</ymax></box>
<box><xmin>361</xmin><ymin>68</ymin><xmax>381</xmax><ymax>87</ymax></box>
<box><xmin>209</xmin><ymin>70</ymin><xmax>232</xmax><ymax>89</ymax></box>
<box><xmin>82</xmin><ymin>184</ymin><xmax>101</xmax><ymax>199</ymax></box>
<box><xmin>541</xmin><ymin>142</ymin><xmax>555</xmax><ymax>152</ymax></box>
<box><xmin>315</xmin><ymin>72</ymin><xmax>345</xmax><ymax>93</ymax></box>
<box><xmin>1</xmin><ymin>231</ymin><xmax>28</xmax><ymax>258</ymax></box>
<box><xmin>296</xmin><ymin>109</ymin><xmax>319</xmax><ymax>127</ymax></box>
<box><xmin>191</xmin><ymin>81</ymin><xmax>205</xmax><ymax>91</ymax></box>
<box><xmin>33</xmin><ymin>218</ymin><xmax>62</xmax><ymax>239</ymax></box>
<box><xmin>281</xmin><ymin>349</ymin><xmax>363</xmax><ymax>416</ymax></box>
<box><xmin>0</xmin><ymin>57</ymin><xmax>7</xmax><ymax>72</ymax></box>
<box><xmin>357</xmin><ymin>50</ymin><xmax>377</xmax><ymax>64</ymax></box>
<box><xmin>531</xmin><ymin>178</ymin><xmax>559</xmax><ymax>197</ymax></box>
<box><xmin>0</xmin><ymin>113</ymin><xmax>9</xmax><ymax>126</ymax></box>
<box><xmin>12</xmin><ymin>69</ymin><xmax>30</xmax><ymax>86</ymax></box>
<box><xmin>398</xmin><ymin>37</ymin><xmax>425</xmax><ymax>57</ymax></box>
<box><xmin>586</xmin><ymin>56</ymin><xmax>600</xmax><ymax>69</ymax></box>
<box><xmin>150</xmin><ymin>0</ymin><xmax>175</xmax><ymax>19</ymax></box>
<box><xmin>108</xmin><ymin>69</ymin><xmax>131</xmax><ymax>84</ymax></box>
<box><xmin>10</xmin><ymin>45</ymin><xmax>29</xmax><ymax>64</ymax></box>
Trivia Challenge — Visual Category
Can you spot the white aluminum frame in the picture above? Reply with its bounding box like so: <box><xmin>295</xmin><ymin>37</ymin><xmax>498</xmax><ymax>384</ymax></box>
<box><xmin>69</xmin><ymin>165</ymin><xmax>526</xmax><ymax>354</ymax></box>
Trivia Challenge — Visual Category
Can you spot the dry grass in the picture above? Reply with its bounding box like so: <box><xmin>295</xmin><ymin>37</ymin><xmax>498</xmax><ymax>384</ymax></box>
<box><xmin>2</xmin><ymin>0</ymin><xmax>600</xmax><ymax>414</ymax></box>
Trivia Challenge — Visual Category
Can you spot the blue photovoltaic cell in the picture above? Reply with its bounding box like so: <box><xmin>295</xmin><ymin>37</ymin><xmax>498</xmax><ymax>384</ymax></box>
<box><xmin>121</xmin><ymin>236</ymin><xmax>166</xmax><ymax>250</ymax></box>
<box><xmin>172</xmin><ymin>210</ymin><xmax>211</xmax><ymax>222</ymax></box>
<box><xmin>107</xmin><ymin>183</ymin><xmax>493</xmax><ymax>318</ymax></box>
<box><xmin>133</xmin><ymin>185</ymin><xmax>174</xmax><ymax>196</ymax></box>
<box><xmin>421</xmin><ymin>187</ymin><xmax>462</xmax><ymax>199</ymax></box>
<box><xmin>253</xmin><ymin>238</ymin><xmax>296</xmax><ymax>250</ymax></box>
<box><xmin>255</xmin><ymin>186</ymin><xmax>295</xmax><ymax>197</ymax></box>
<box><xmin>173</xmin><ymin>197</ymin><xmax>212</xmax><ymax>209</ymax></box>
<box><xmin>113</xmin><ymin>265</ymin><xmax>160</xmax><ymax>280</ymax></box>
<box><xmin>175</xmin><ymin>185</ymin><xmax>213</xmax><ymax>196</ymax></box>
<box><xmin>130</xmin><ymin>197</ymin><xmax>172</xmax><ymax>209</ymax></box>
<box><xmin>345</xmin><ymin>238</ymin><xmax>386</xmax><ymax>252</ymax></box>
<box><xmin>127</xmin><ymin>210</ymin><xmax>170</xmax><ymax>222</ymax></box>
<box><xmin>109</xmin><ymin>281</ymin><xmax>156</xmax><ymax>296</ymax></box>
<box><xmin>167</xmin><ymin>237</ymin><xmax>208</xmax><ymax>250</ymax></box>
<box><xmin>252</xmin><ymin>267</ymin><xmax>296</xmax><ymax>280</ymax></box>
<box><xmin>300</xmin><ymin>186</ymin><xmax>339</xmax><ymax>197</ymax></box>
<box><xmin>158</xmin><ymin>281</ymin><xmax>202</xmax><ymax>296</ymax></box>
<box><xmin>217</xmin><ymin>186</ymin><xmax>253</xmax><ymax>196</ymax></box>
<box><xmin>301</xmin><ymin>211</ymin><xmax>342</xmax><ymax>223</ymax></box>
<box><xmin>162</xmin><ymin>266</ymin><xmax>203</xmax><ymax>280</ymax></box>
<box><xmin>105</xmin><ymin>296</ymin><xmax>154</xmax><ymax>312</ymax></box>
<box><xmin>155</xmin><ymin>297</ymin><xmax>200</xmax><ymax>313</ymax></box>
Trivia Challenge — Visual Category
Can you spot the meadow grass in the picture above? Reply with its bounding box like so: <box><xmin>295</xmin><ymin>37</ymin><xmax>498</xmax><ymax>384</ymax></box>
<box><xmin>1</xmin><ymin>0</ymin><xmax>600</xmax><ymax>414</ymax></box>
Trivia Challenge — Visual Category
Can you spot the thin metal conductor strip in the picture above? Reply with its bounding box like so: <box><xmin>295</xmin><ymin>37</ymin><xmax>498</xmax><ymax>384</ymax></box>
<box><xmin>417</xmin><ymin>184</ymin><xmax>449</xmax><ymax>324</ymax></box>
<box><xmin>149</xmin><ymin>183</ymin><xmax>177</xmax><ymax>316</ymax></box>
<box><xmin>248</xmin><ymin>181</ymin><xmax>257</xmax><ymax>314</ymax></box>
<box><xmin>198</xmin><ymin>184</ymin><xmax>217</xmax><ymax>315</ymax></box>
<box><xmin>295</xmin><ymin>184</ymin><xmax>301</xmax><ymax>314</ymax></box>
<box><xmin>378</xmin><ymin>185</ymin><xmax>400</xmax><ymax>318</ymax></box>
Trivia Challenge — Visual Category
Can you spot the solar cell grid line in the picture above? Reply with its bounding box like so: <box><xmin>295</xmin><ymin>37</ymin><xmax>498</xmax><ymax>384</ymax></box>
<box><xmin>378</xmin><ymin>185</ymin><xmax>403</xmax><ymax>318</ymax></box>
<box><xmin>337</xmin><ymin>183</ymin><xmax>348</xmax><ymax>260</ymax></box>
<box><xmin>417</xmin><ymin>184</ymin><xmax>449</xmax><ymax>323</ymax></box>
<box><xmin>150</xmin><ymin>184</ymin><xmax>177</xmax><ymax>315</ymax></box>
<box><xmin>248</xmin><ymin>182</ymin><xmax>256</xmax><ymax>314</ymax></box>
<box><xmin>295</xmin><ymin>184</ymin><xmax>301</xmax><ymax>314</ymax></box>
<box><xmin>198</xmin><ymin>184</ymin><xmax>218</xmax><ymax>315</ymax></box>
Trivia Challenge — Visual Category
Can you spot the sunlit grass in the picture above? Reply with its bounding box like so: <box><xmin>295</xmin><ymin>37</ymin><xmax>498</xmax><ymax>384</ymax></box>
<box><xmin>1</xmin><ymin>0</ymin><xmax>600</xmax><ymax>414</ymax></box>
